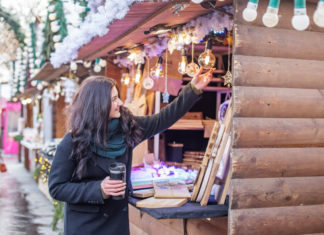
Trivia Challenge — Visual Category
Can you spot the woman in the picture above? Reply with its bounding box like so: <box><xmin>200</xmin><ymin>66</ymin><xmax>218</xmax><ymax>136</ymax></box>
<box><xmin>48</xmin><ymin>67</ymin><xmax>214</xmax><ymax>235</ymax></box>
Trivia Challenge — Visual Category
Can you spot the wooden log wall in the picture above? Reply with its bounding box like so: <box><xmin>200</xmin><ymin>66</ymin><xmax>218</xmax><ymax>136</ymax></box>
<box><xmin>52</xmin><ymin>96</ymin><xmax>67</xmax><ymax>138</ymax></box>
<box><xmin>231</xmin><ymin>0</ymin><xmax>324</xmax><ymax>234</ymax></box>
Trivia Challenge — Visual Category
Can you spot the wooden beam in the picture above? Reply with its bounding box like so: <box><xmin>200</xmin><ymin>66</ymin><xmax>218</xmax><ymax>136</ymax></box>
<box><xmin>234</xmin><ymin>24</ymin><xmax>324</xmax><ymax>60</ymax></box>
<box><xmin>233</xmin><ymin>118</ymin><xmax>324</xmax><ymax>148</ymax></box>
<box><xmin>83</xmin><ymin>0</ymin><xmax>188</xmax><ymax>61</ymax></box>
<box><xmin>232</xmin><ymin>148</ymin><xmax>324</xmax><ymax>178</ymax></box>
<box><xmin>230</xmin><ymin>205</ymin><xmax>324</xmax><ymax>235</ymax></box>
<box><xmin>233</xmin><ymin>55</ymin><xmax>324</xmax><ymax>89</ymax></box>
<box><xmin>233</xmin><ymin>86</ymin><xmax>324</xmax><ymax>118</ymax></box>
<box><xmin>230</xmin><ymin>177</ymin><xmax>324</xmax><ymax>209</ymax></box>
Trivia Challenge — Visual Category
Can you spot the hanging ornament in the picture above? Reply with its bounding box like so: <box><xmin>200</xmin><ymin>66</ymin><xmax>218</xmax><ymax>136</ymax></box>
<box><xmin>292</xmin><ymin>0</ymin><xmax>310</xmax><ymax>31</ymax></box>
<box><xmin>70</xmin><ymin>61</ymin><xmax>77</xmax><ymax>71</ymax></box>
<box><xmin>198</xmin><ymin>38</ymin><xmax>216</xmax><ymax>70</ymax></box>
<box><xmin>163</xmin><ymin>51</ymin><xmax>170</xmax><ymax>104</ymax></box>
<box><xmin>83</xmin><ymin>61</ymin><xmax>92</xmax><ymax>68</ymax></box>
<box><xmin>243</xmin><ymin>0</ymin><xmax>259</xmax><ymax>22</ymax></box>
<box><xmin>135</xmin><ymin>63</ymin><xmax>144</xmax><ymax>84</ymax></box>
<box><xmin>124</xmin><ymin>68</ymin><xmax>130</xmax><ymax>85</ymax></box>
<box><xmin>142</xmin><ymin>57</ymin><xmax>154</xmax><ymax>90</ymax></box>
<box><xmin>53</xmin><ymin>35</ymin><xmax>61</xmax><ymax>43</ymax></box>
<box><xmin>191</xmin><ymin>0</ymin><xmax>203</xmax><ymax>3</ymax></box>
<box><xmin>37</xmin><ymin>83</ymin><xmax>43</xmax><ymax>91</ymax></box>
<box><xmin>262</xmin><ymin>0</ymin><xmax>280</xmax><ymax>27</ymax></box>
<box><xmin>314</xmin><ymin>0</ymin><xmax>324</xmax><ymax>27</ymax></box>
<box><xmin>49</xmin><ymin>13</ymin><xmax>57</xmax><ymax>21</ymax></box>
<box><xmin>222</xmin><ymin>32</ymin><xmax>232</xmax><ymax>87</ymax></box>
<box><xmin>186</xmin><ymin>42</ymin><xmax>200</xmax><ymax>77</ymax></box>
<box><xmin>150</xmin><ymin>56</ymin><xmax>163</xmax><ymax>79</ymax></box>
<box><xmin>94</xmin><ymin>64</ymin><xmax>102</xmax><ymax>73</ymax></box>
<box><xmin>178</xmin><ymin>48</ymin><xmax>188</xmax><ymax>75</ymax></box>
<box><xmin>31</xmin><ymin>80</ymin><xmax>37</xmax><ymax>87</ymax></box>
<box><xmin>99</xmin><ymin>59</ymin><xmax>107</xmax><ymax>67</ymax></box>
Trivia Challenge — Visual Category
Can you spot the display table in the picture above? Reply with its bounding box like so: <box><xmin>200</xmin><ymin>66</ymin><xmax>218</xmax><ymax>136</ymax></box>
<box><xmin>128</xmin><ymin>196</ymin><xmax>228</xmax><ymax>235</ymax></box>
<box><xmin>128</xmin><ymin>196</ymin><xmax>228</xmax><ymax>219</ymax></box>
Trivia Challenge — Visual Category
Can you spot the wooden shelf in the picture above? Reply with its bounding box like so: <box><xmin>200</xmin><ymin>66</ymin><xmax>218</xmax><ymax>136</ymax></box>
<box><xmin>169</xmin><ymin>119</ymin><xmax>204</xmax><ymax>130</ymax></box>
<box><xmin>182</xmin><ymin>77</ymin><xmax>224</xmax><ymax>83</ymax></box>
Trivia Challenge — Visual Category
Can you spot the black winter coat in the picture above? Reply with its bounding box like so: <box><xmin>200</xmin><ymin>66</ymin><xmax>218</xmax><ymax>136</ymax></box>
<box><xmin>48</xmin><ymin>84</ymin><xmax>201</xmax><ymax>235</ymax></box>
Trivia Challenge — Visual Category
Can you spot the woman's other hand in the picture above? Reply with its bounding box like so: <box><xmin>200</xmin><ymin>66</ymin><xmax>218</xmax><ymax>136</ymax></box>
<box><xmin>100</xmin><ymin>176</ymin><xmax>126</xmax><ymax>199</ymax></box>
<box><xmin>191</xmin><ymin>67</ymin><xmax>215</xmax><ymax>90</ymax></box>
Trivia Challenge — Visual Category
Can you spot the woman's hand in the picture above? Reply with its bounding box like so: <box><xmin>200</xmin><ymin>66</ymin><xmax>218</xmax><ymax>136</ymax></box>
<box><xmin>100</xmin><ymin>176</ymin><xmax>126</xmax><ymax>199</ymax></box>
<box><xmin>191</xmin><ymin>67</ymin><xmax>215</xmax><ymax>90</ymax></box>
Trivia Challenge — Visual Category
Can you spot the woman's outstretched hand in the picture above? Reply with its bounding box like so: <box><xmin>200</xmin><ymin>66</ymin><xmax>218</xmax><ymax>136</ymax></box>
<box><xmin>191</xmin><ymin>67</ymin><xmax>215</xmax><ymax>90</ymax></box>
<box><xmin>100</xmin><ymin>176</ymin><xmax>126</xmax><ymax>199</ymax></box>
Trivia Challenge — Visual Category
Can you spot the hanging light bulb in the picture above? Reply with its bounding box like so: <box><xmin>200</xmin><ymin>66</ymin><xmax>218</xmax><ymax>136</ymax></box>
<box><xmin>262</xmin><ymin>0</ymin><xmax>280</xmax><ymax>27</ymax></box>
<box><xmin>135</xmin><ymin>63</ymin><xmax>144</xmax><ymax>84</ymax></box>
<box><xmin>49</xmin><ymin>13</ymin><xmax>57</xmax><ymax>21</ymax></box>
<box><xmin>70</xmin><ymin>61</ymin><xmax>77</xmax><ymax>71</ymax></box>
<box><xmin>37</xmin><ymin>83</ymin><xmax>43</xmax><ymax>90</ymax></box>
<box><xmin>178</xmin><ymin>48</ymin><xmax>188</xmax><ymax>75</ymax></box>
<box><xmin>292</xmin><ymin>0</ymin><xmax>310</xmax><ymax>31</ymax></box>
<box><xmin>83</xmin><ymin>61</ymin><xmax>92</xmax><ymax>68</ymax></box>
<box><xmin>314</xmin><ymin>0</ymin><xmax>324</xmax><ymax>27</ymax></box>
<box><xmin>124</xmin><ymin>68</ymin><xmax>130</xmax><ymax>85</ymax></box>
<box><xmin>191</xmin><ymin>0</ymin><xmax>203</xmax><ymax>3</ymax></box>
<box><xmin>150</xmin><ymin>56</ymin><xmax>163</xmax><ymax>79</ymax></box>
<box><xmin>198</xmin><ymin>39</ymin><xmax>216</xmax><ymax>70</ymax></box>
<box><xmin>94</xmin><ymin>64</ymin><xmax>102</xmax><ymax>73</ymax></box>
<box><xmin>99</xmin><ymin>59</ymin><xmax>107</xmax><ymax>67</ymax></box>
<box><xmin>243</xmin><ymin>0</ymin><xmax>259</xmax><ymax>22</ymax></box>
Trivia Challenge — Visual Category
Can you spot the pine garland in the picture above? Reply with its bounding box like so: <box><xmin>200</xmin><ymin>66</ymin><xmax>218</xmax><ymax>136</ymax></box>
<box><xmin>0</xmin><ymin>7</ymin><xmax>25</xmax><ymax>47</ymax></box>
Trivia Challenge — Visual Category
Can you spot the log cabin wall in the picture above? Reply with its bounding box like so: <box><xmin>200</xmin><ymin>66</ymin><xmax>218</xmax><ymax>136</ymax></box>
<box><xmin>230</xmin><ymin>0</ymin><xmax>324</xmax><ymax>234</ymax></box>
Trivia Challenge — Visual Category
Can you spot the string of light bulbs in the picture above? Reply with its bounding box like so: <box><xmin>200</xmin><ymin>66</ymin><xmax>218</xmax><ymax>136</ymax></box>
<box><xmin>242</xmin><ymin>0</ymin><xmax>324</xmax><ymax>30</ymax></box>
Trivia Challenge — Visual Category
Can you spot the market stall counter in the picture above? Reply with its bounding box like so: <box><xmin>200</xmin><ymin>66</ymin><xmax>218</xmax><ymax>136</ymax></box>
<box><xmin>128</xmin><ymin>196</ymin><xmax>228</xmax><ymax>235</ymax></box>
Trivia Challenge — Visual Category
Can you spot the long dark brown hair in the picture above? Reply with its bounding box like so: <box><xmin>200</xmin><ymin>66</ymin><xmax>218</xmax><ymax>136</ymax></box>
<box><xmin>67</xmin><ymin>76</ymin><xmax>142</xmax><ymax>179</ymax></box>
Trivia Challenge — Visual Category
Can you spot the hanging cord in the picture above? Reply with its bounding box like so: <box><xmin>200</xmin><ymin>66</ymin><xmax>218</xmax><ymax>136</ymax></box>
<box><xmin>191</xmin><ymin>41</ymin><xmax>194</xmax><ymax>64</ymax></box>
<box><xmin>164</xmin><ymin>50</ymin><xmax>168</xmax><ymax>92</ymax></box>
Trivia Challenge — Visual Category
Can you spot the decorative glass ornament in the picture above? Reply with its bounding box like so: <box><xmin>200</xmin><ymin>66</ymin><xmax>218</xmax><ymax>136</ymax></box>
<box><xmin>262</xmin><ymin>0</ymin><xmax>280</xmax><ymax>28</ymax></box>
<box><xmin>313</xmin><ymin>0</ymin><xmax>324</xmax><ymax>27</ymax></box>
<box><xmin>243</xmin><ymin>0</ymin><xmax>259</xmax><ymax>22</ymax></box>
<box><xmin>292</xmin><ymin>0</ymin><xmax>310</xmax><ymax>31</ymax></box>
<box><xmin>178</xmin><ymin>48</ymin><xmax>188</xmax><ymax>75</ymax></box>
<box><xmin>186</xmin><ymin>42</ymin><xmax>200</xmax><ymax>77</ymax></box>
<box><xmin>94</xmin><ymin>64</ymin><xmax>102</xmax><ymax>73</ymax></box>
<box><xmin>150</xmin><ymin>56</ymin><xmax>163</xmax><ymax>79</ymax></box>
<box><xmin>198</xmin><ymin>39</ymin><xmax>216</xmax><ymax>70</ymax></box>
<box><xmin>142</xmin><ymin>77</ymin><xmax>154</xmax><ymax>90</ymax></box>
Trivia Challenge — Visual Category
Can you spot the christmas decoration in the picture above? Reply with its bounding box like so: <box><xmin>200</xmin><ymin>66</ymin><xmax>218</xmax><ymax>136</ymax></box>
<box><xmin>198</xmin><ymin>38</ymin><xmax>216</xmax><ymax>70</ymax></box>
<box><xmin>314</xmin><ymin>0</ymin><xmax>324</xmax><ymax>27</ymax></box>
<box><xmin>150</xmin><ymin>56</ymin><xmax>164</xmax><ymax>79</ymax></box>
<box><xmin>162</xmin><ymin>51</ymin><xmax>169</xmax><ymax>104</ymax></box>
<box><xmin>178</xmin><ymin>48</ymin><xmax>188</xmax><ymax>75</ymax></box>
<box><xmin>292</xmin><ymin>0</ymin><xmax>310</xmax><ymax>31</ymax></box>
<box><xmin>262</xmin><ymin>0</ymin><xmax>280</xmax><ymax>28</ymax></box>
<box><xmin>186</xmin><ymin>42</ymin><xmax>200</xmax><ymax>78</ymax></box>
<box><xmin>242</xmin><ymin>0</ymin><xmax>259</xmax><ymax>22</ymax></box>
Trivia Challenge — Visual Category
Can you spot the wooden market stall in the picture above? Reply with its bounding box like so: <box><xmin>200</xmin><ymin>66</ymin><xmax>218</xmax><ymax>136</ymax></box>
<box><xmin>230</xmin><ymin>0</ymin><xmax>324</xmax><ymax>234</ymax></box>
<box><xmin>73</xmin><ymin>0</ymin><xmax>233</xmax><ymax>234</ymax></box>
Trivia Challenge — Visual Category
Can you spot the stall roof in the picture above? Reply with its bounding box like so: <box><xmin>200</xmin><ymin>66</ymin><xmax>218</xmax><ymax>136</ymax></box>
<box><xmin>77</xmin><ymin>0</ymin><xmax>232</xmax><ymax>61</ymax></box>
<box><xmin>30</xmin><ymin>62</ymin><xmax>69</xmax><ymax>82</ymax></box>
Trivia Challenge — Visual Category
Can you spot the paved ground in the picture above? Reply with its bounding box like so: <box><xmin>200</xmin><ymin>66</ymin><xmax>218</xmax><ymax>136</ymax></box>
<box><xmin>0</xmin><ymin>155</ymin><xmax>63</xmax><ymax>235</ymax></box>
